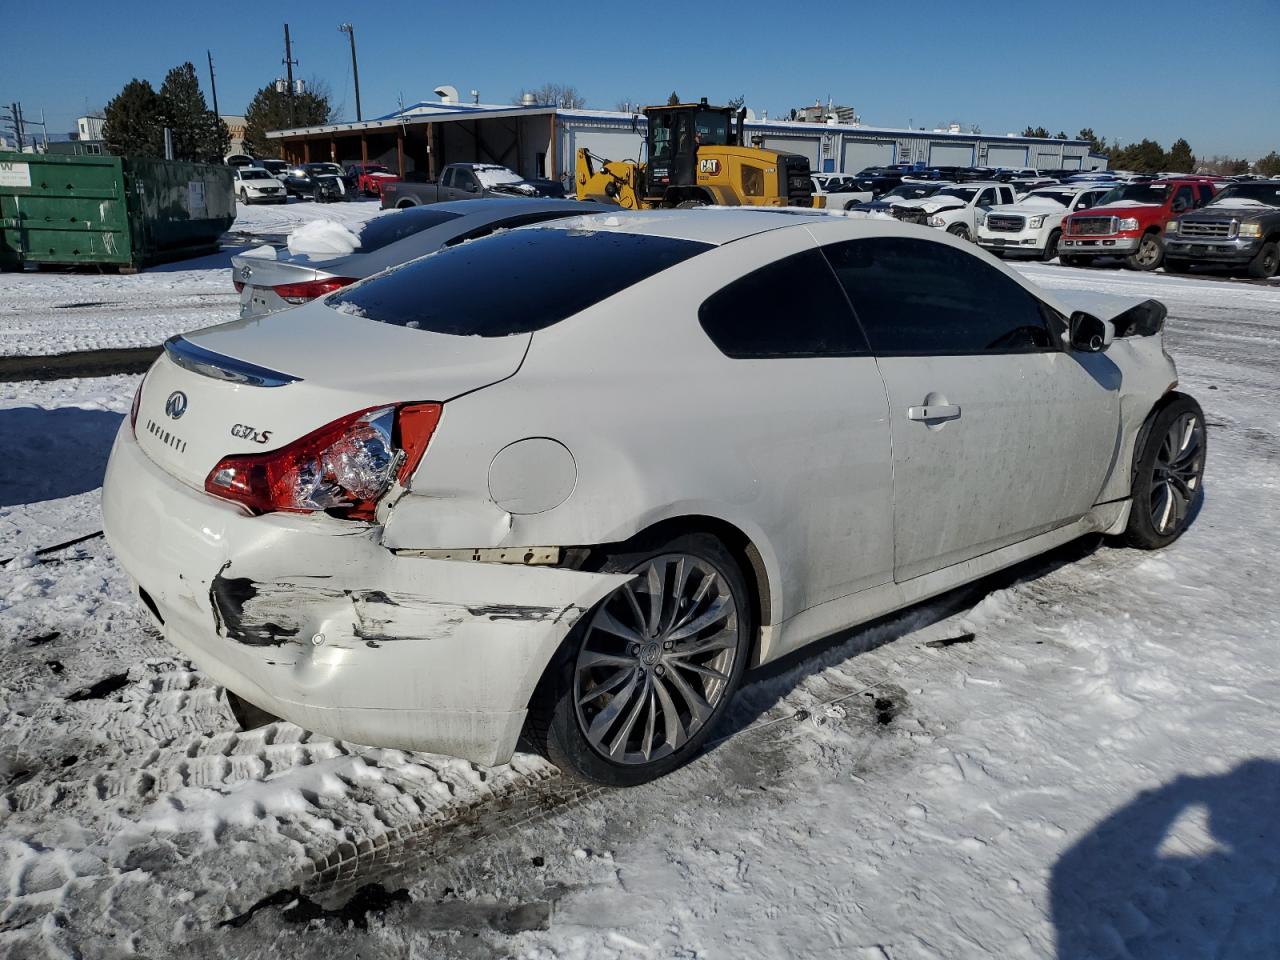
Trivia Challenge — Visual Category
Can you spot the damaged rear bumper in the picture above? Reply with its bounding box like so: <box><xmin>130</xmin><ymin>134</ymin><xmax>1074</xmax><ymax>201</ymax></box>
<box><xmin>102</xmin><ymin>423</ymin><xmax>629</xmax><ymax>766</ymax></box>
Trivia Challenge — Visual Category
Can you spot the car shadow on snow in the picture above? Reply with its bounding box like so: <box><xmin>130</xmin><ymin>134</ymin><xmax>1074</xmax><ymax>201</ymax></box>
<box><xmin>715</xmin><ymin>534</ymin><xmax>1109</xmax><ymax>746</ymax></box>
<box><xmin>0</xmin><ymin>406</ymin><xmax>122</xmax><ymax>507</ymax></box>
<box><xmin>1050</xmin><ymin>758</ymin><xmax>1280</xmax><ymax>958</ymax></box>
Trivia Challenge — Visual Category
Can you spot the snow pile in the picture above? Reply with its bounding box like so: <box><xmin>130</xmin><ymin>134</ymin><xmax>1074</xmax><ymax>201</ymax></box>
<box><xmin>287</xmin><ymin>219</ymin><xmax>361</xmax><ymax>258</ymax></box>
<box><xmin>238</xmin><ymin>244</ymin><xmax>277</xmax><ymax>260</ymax></box>
<box><xmin>473</xmin><ymin>166</ymin><xmax>523</xmax><ymax>189</ymax></box>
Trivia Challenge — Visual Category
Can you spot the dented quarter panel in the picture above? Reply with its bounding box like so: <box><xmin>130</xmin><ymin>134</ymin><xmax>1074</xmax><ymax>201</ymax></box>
<box><xmin>103</xmin><ymin>422</ymin><xmax>630</xmax><ymax>765</ymax></box>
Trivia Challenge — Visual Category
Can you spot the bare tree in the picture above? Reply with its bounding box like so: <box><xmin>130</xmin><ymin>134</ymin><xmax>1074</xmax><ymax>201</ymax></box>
<box><xmin>512</xmin><ymin>83</ymin><xmax>586</xmax><ymax>109</ymax></box>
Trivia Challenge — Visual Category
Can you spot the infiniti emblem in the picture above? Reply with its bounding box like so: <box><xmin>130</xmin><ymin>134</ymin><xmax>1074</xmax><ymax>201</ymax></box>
<box><xmin>165</xmin><ymin>390</ymin><xmax>188</xmax><ymax>420</ymax></box>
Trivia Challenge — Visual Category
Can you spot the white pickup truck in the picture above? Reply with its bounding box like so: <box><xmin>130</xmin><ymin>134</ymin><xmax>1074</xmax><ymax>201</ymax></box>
<box><xmin>890</xmin><ymin>182</ymin><xmax>1016</xmax><ymax>240</ymax></box>
<box><xmin>976</xmin><ymin>184</ymin><xmax>1114</xmax><ymax>261</ymax></box>
<box><xmin>811</xmin><ymin>175</ymin><xmax>875</xmax><ymax>210</ymax></box>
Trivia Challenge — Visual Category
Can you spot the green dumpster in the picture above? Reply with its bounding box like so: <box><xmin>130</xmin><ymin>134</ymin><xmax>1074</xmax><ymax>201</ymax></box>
<box><xmin>0</xmin><ymin>152</ymin><xmax>235</xmax><ymax>271</ymax></box>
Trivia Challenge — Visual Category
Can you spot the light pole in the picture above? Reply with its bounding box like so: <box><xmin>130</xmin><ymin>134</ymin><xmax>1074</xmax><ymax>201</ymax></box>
<box><xmin>338</xmin><ymin>23</ymin><xmax>362</xmax><ymax>122</ymax></box>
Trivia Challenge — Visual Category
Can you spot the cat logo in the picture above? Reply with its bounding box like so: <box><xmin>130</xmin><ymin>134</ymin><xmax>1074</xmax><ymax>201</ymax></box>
<box><xmin>698</xmin><ymin>158</ymin><xmax>721</xmax><ymax>176</ymax></box>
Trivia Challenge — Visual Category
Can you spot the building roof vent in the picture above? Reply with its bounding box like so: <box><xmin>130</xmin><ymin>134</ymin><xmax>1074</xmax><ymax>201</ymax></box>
<box><xmin>434</xmin><ymin>85</ymin><xmax>459</xmax><ymax>104</ymax></box>
<box><xmin>521</xmin><ymin>92</ymin><xmax>536</xmax><ymax>107</ymax></box>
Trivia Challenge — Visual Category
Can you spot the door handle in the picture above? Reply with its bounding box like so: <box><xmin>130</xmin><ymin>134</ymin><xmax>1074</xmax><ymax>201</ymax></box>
<box><xmin>907</xmin><ymin>404</ymin><xmax>961</xmax><ymax>422</ymax></box>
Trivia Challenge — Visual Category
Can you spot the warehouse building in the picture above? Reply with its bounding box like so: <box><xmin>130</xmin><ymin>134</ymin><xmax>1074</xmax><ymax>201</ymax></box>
<box><xmin>267</xmin><ymin>95</ymin><xmax>1105</xmax><ymax>185</ymax></box>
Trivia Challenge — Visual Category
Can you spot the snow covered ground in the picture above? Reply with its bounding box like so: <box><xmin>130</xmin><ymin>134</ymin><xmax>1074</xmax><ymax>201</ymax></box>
<box><xmin>2</xmin><ymin>212</ymin><xmax>1280</xmax><ymax>958</ymax></box>
<box><xmin>0</xmin><ymin>199</ymin><xmax>385</xmax><ymax>357</ymax></box>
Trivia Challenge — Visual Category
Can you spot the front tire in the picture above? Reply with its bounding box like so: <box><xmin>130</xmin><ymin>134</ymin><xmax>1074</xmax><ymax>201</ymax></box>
<box><xmin>947</xmin><ymin>223</ymin><xmax>972</xmax><ymax>241</ymax></box>
<box><xmin>1123</xmin><ymin>394</ymin><xmax>1206</xmax><ymax>550</ymax></box>
<box><xmin>1125</xmin><ymin>231</ymin><xmax>1164</xmax><ymax>271</ymax></box>
<box><xmin>1246</xmin><ymin>241</ymin><xmax>1279</xmax><ymax>279</ymax></box>
<box><xmin>238</xmin><ymin>188</ymin><xmax>249</xmax><ymax>205</ymax></box>
<box><xmin>1041</xmin><ymin>229</ymin><xmax>1062</xmax><ymax>262</ymax></box>
<box><xmin>528</xmin><ymin>532</ymin><xmax>753</xmax><ymax>786</ymax></box>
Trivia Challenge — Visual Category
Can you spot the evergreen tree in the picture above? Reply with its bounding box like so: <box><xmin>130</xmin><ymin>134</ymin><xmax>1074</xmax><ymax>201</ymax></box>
<box><xmin>102</xmin><ymin>79</ymin><xmax>163</xmax><ymax>157</ymax></box>
<box><xmin>158</xmin><ymin>62</ymin><xmax>229</xmax><ymax>162</ymax></box>
<box><xmin>1054</xmin><ymin>131</ymin><xmax>1068</xmax><ymax>140</ymax></box>
<box><xmin>667</xmin><ymin>91</ymin><xmax>680</xmax><ymax>106</ymax></box>
<box><xmin>1257</xmin><ymin>151</ymin><xmax>1280</xmax><ymax>177</ymax></box>
<box><xmin>1077</xmin><ymin>128</ymin><xmax>1106</xmax><ymax>154</ymax></box>
<box><xmin>243</xmin><ymin>81</ymin><xmax>333</xmax><ymax>159</ymax></box>
<box><xmin>1227</xmin><ymin>157</ymin><xmax>1251</xmax><ymax>175</ymax></box>
<box><xmin>1165</xmin><ymin>138</ymin><xmax>1195</xmax><ymax>173</ymax></box>
<box><xmin>1021</xmin><ymin>126</ymin><xmax>1051</xmax><ymax>139</ymax></box>
<box><xmin>1112</xmin><ymin>139</ymin><xmax>1167</xmax><ymax>174</ymax></box>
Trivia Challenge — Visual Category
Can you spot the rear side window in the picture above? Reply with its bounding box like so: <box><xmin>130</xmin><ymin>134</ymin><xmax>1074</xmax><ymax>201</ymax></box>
<box><xmin>822</xmin><ymin>237</ymin><xmax>1053</xmax><ymax>355</ymax></box>
<box><xmin>698</xmin><ymin>249</ymin><xmax>868</xmax><ymax>358</ymax></box>
<box><xmin>355</xmin><ymin>207</ymin><xmax>462</xmax><ymax>252</ymax></box>
<box><xmin>328</xmin><ymin>228</ymin><xmax>710</xmax><ymax>336</ymax></box>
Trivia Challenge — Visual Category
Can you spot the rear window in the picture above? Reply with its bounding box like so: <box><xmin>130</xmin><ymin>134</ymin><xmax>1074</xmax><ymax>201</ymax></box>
<box><xmin>328</xmin><ymin>228</ymin><xmax>710</xmax><ymax>336</ymax></box>
<box><xmin>355</xmin><ymin>207</ymin><xmax>462</xmax><ymax>253</ymax></box>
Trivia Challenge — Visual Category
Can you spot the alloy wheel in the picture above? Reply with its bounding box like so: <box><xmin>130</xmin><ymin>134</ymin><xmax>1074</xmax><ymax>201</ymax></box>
<box><xmin>573</xmin><ymin>554</ymin><xmax>740</xmax><ymax>765</ymax></box>
<box><xmin>1137</xmin><ymin>236</ymin><xmax>1161</xmax><ymax>267</ymax></box>
<box><xmin>1149</xmin><ymin>411</ymin><xmax>1205</xmax><ymax>535</ymax></box>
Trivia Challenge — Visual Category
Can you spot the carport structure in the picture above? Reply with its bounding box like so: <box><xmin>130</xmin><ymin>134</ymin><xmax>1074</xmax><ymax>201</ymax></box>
<box><xmin>267</xmin><ymin>101</ymin><xmax>562</xmax><ymax>183</ymax></box>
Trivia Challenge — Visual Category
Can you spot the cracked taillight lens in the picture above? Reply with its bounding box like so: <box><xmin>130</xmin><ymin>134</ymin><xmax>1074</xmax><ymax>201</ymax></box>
<box><xmin>204</xmin><ymin>402</ymin><xmax>442</xmax><ymax>520</ymax></box>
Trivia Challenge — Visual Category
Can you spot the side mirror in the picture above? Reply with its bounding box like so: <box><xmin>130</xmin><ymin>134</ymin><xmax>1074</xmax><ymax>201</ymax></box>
<box><xmin>1069</xmin><ymin>311</ymin><xmax>1113</xmax><ymax>352</ymax></box>
<box><xmin>466</xmin><ymin>183</ymin><xmax>479</xmax><ymax>193</ymax></box>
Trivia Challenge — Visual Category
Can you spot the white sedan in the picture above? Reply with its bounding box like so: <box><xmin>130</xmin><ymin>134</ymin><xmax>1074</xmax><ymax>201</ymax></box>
<box><xmin>102</xmin><ymin>211</ymin><xmax>1206</xmax><ymax>786</ymax></box>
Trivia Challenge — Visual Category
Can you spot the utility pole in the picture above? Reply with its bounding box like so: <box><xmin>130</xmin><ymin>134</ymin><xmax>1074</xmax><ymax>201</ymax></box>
<box><xmin>338</xmin><ymin>23</ymin><xmax>361</xmax><ymax>122</ymax></box>
<box><xmin>207</xmin><ymin>50</ymin><xmax>220</xmax><ymax>118</ymax></box>
<box><xmin>282</xmin><ymin>23</ymin><xmax>298</xmax><ymax>126</ymax></box>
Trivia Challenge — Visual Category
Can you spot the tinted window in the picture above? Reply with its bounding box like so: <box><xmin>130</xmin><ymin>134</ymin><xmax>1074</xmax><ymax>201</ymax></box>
<box><xmin>821</xmin><ymin>237</ymin><xmax>1053</xmax><ymax>355</ymax></box>
<box><xmin>328</xmin><ymin>229</ymin><xmax>710</xmax><ymax>336</ymax></box>
<box><xmin>698</xmin><ymin>250</ymin><xmax>868</xmax><ymax>359</ymax></box>
<box><xmin>355</xmin><ymin>207</ymin><xmax>462</xmax><ymax>252</ymax></box>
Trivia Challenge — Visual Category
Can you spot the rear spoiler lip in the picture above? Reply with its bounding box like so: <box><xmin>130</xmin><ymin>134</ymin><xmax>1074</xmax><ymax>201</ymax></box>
<box><xmin>163</xmin><ymin>335</ymin><xmax>302</xmax><ymax>388</ymax></box>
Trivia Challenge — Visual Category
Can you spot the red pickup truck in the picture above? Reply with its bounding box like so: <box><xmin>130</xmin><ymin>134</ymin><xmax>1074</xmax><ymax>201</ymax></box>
<box><xmin>1060</xmin><ymin>177</ymin><xmax>1217</xmax><ymax>271</ymax></box>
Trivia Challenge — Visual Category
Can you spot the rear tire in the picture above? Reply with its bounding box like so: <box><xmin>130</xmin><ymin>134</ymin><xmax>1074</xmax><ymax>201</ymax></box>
<box><xmin>1123</xmin><ymin>394</ymin><xmax>1206</xmax><ymax>550</ymax></box>
<box><xmin>526</xmin><ymin>532</ymin><xmax>753</xmax><ymax>787</ymax></box>
<box><xmin>1246</xmin><ymin>241</ymin><xmax>1279</xmax><ymax>279</ymax></box>
<box><xmin>1125</xmin><ymin>231</ymin><xmax>1164</xmax><ymax>271</ymax></box>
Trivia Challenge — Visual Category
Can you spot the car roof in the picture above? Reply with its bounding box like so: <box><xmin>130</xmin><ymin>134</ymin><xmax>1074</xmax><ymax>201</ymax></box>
<box><xmin>427</xmin><ymin>197</ymin><xmax>610</xmax><ymax>218</ymax></box>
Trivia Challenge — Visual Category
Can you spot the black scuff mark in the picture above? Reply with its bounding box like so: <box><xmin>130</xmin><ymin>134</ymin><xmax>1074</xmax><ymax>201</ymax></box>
<box><xmin>466</xmin><ymin>603</ymin><xmax>562</xmax><ymax>622</ymax></box>
<box><xmin>68</xmin><ymin>673</ymin><xmax>130</xmax><ymax>702</ymax></box>
<box><xmin>221</xmin><ymin>883</ymin><xmax>410</xmax><ymax>931</ymax></box>
<box><xmin>210</xmin><ymin>562</ymin><xmax>301</xmax><ymax>647</ymax></box>
<box><xmin>925</xmin><ymin>632</ymin><xmax>976</xmax><ymax>649</ymax></box>
<box><xmin>26</xmin><ymin>631</ymin><xmax>60</xmax><ymax>647</ymax></box>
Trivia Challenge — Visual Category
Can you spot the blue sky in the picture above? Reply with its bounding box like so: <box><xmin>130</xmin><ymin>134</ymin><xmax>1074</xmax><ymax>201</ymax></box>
<box><xmin>3</xmin><ymin>0</ymin><xmax>1278</xmax><ymax>157</ymax></box>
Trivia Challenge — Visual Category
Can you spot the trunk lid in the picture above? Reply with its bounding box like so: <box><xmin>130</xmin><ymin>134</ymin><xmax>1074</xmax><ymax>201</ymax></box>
<box><xmin>134</xmin><ymin>301</ymin><xmax>529</xmax><ymax>491</ymax></box>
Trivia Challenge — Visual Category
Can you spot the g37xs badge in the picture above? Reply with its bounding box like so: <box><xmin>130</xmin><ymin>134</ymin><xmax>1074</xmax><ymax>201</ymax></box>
<box><xmin>231</xmin><ymin>423</ymin><xmax>273</xmax><ymax>444</ymax></box>
<box><xmin>165</xmin><ymin>391</ymin><xmax>188</xmax><ymax>420</ymax></box>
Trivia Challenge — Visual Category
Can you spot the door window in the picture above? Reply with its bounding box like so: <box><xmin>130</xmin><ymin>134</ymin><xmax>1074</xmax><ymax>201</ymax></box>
<box><xmin>698</xmin><ymin>250</ymin><xmax>869</xmax><ymax>358</ymax></box>
<box><xmin>821</xmin><ymin>237</ymin><xmax>1054</xmax><ymax>355</ymax></box>
<box><xmin>1171</xmin><ymin>185</ymin><xmax>1195</xmax><ymax>212</ymax></box>
<box><xmin>999</xmin><ymin>186</ymin><xmax>1015</xmax><ymax>204</ymax></box>
<box><xmin>442</xmin><ymin>168</ymin><xmax>456</xmax><ymax>188</ymax></box>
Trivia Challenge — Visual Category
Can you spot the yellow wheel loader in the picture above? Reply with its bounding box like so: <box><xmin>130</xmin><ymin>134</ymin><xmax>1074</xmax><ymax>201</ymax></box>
<box><xmin>575</xmin><ymin>99</ymin><xmax>823</xmax><ymax>210</ymax></box>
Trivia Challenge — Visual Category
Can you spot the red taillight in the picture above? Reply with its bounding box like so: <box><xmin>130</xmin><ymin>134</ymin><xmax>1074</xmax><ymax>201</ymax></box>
<box><xmin>272</xmin><ymin>277</ymin><xmax>357</xmax><ymax>304</ymax></box>
<box><xmin>204</xmin><ymin>402</ymin><xmax>442</xmax><ymax>520</ymax></box>
<box><xmin>233</xmin><ymin>280</ymin><xmax>245</xmax><ymax>293</ymax></box>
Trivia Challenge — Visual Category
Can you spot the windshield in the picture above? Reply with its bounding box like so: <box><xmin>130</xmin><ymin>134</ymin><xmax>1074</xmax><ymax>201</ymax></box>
<box><xmin>936</xmin><ymin>187</ymin><xmax>979</xmax><ymax>202</ymax></box>
<box><xmin>1205</xmin><ymin>183</ymin><xmax>1280</xmax><ymax>207</ymax></box>
<box><xmin>884</xmin><ymin>184</ymin><xmax>942</xmax><ymax>200</ymax></box>
<box><xmin>328</xmin><ymin>228</ymin><xmax>710</xmax><ymax>336</ymax></box>
<box><xmin>1098</xmin><ymin>183</ymin><xmax>1169</xmax><ymax>205</ymax></box>
<box><xmin>694</xmin><ymin>110</ymin><xmax>730</xmax><ymax>146</ymax></box>
<box><xmin>239</xmin><ymin>170</ymin><xmax>271</xmax><ymax>181</ymax></box>
<box><xmin>306</xmin><ymin>164</ymin><xmax>342</xmax><ymax>176</ymax></box>
<box><xmin>472</xmin><ymin>166</ymin><xmax>523</xmax><ymax>188</ymax></box>
<box><xmin>1025</xmin><ymin>191</ymin><xmax>1073</xmax><ymax>206</ymax></box>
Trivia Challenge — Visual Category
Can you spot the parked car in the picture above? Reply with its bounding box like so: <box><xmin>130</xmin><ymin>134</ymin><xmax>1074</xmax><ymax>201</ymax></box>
<box><xmin>231</xmin><ymin>167</ymin><xmax>287</xmax><ymax>205</ymax></box>
<box><xmin>892</xmin><ymin>182</ymin><xmax>1017</xmax><ymax>239</ymax></box>
<box><xmin>231</xmin><ymin>197</ymin><xmax>611</xmax><ymax>319</ymax></box>
<box><xmin>1164</xmin><ymin>180</ymin><xmax>1280</xmax><ymax>278</ymax></box>
<box><xmin>282</xmin><ymin>163</ymin><xmax>349</xmax><ymax>202</ymax></box>
<box><xmin>1059</xmin><ymin>177</ymin><xmax>1217</xmax><ymax>270</ymax></box>
<box><xmin>259</xmin><ymin>159</ymin><xmax>290</xmax><ymax>179</ymax></box>
<box><xmin>381</xmin><ymin>163</ymin><xmax>565</xmax><ymax>209</ymax></box>
<box><xmin>104</xmin><ymin>209</ymin><xmax>1204</xmax><ymax>786</ymax></box>
<box><xmin>852</xmin><ymin>167</ymin><xmax>905</xmax><ymax>196</ymax></box>
<box><xmin>811</xmin><ymin>176</ymin><xmax>875</xmax><ymax>210</ymax></box>
<box><xmin>344</xmin><ymin>162</ymin><xmax>398</xmax><ymax>198</ymax></box>
<box><xmin>1010</xmin><ymin>177</ymin><xmax>1057</xmax><ymax>198</ymax></box>
<box><xmin>850</xmin><ymin>181</ymin><xmax>957</xmax><ymax>215</ymax></box>
<box><xmin>977</xmin><ymin>184</ymin><xmax>1114</xmax><ymax>261</ymax></box>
